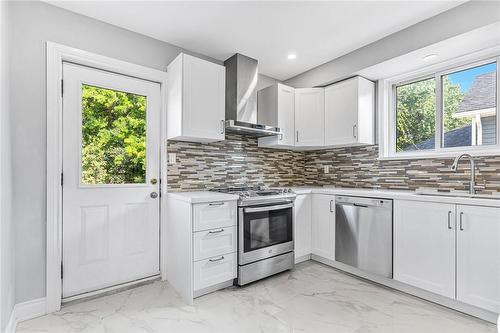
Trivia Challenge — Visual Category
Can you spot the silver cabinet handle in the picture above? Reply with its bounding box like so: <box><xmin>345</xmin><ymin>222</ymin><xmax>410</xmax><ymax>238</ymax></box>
<box><xmin>353</xmin><ymin>124</ymin><xmax>357</xmax><ymax>138</ymax></box>
<box><xmin>447</xmin><ymin>211</ymin><xmax>453</xmax><ymax>229</ymax></box>
<box><xmin>329</xmin><ymin>200</ymin><xmax>334</xmax><ymax>213</ymax></box>
<box><xmin>459</xmin><ymin>212</ymin><xmax>464</xmax><ymax>231</ymax></box>
<box><xmin>208</xmin><ymin>202</ymin><xmax>224</xmax><ymax>206</ymax></box>
<box><xmin>220</xmin><ymin>120</ymin><xmax>225</xmax><ymax>134</ymax></box>
<box><xmin>209</xmin><ymin>256</ymin><xmax>224</xmax><ymax>262</ymax></box>
<box><xmin>296</xmin><ymin>130</ymin><xmax>299</xmax><ymax>143</ymax></box>
<box><xmin>208</xmin><ymin>229</ymin><xmax>224</xmax><ymax>234</ymax></box>
<box><xmin>279</xmin><ymin>133</ymin><xmax>283</xmax><ymax>141</ymax></box>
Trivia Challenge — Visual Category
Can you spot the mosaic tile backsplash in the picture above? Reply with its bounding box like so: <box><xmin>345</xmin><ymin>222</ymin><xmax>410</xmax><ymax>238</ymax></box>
<box><xmin>167</xmin><ymin>135</ymin><xmax>500</xmax><ymax>193</ymax></box>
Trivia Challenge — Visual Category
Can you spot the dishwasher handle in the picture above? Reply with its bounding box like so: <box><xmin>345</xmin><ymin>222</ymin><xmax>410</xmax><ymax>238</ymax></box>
<box><xmin>336</xmin><ymin>196</ymin><xmax>392</xmax><ymax>209</ymax></box>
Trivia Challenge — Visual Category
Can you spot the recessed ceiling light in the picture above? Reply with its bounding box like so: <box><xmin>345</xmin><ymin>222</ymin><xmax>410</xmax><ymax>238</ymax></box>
<box><xmin>423</xmin><ymin>54</ymin><xmax>438</xmax><ymax>61</ymax></box>
<box><xmin>287</xmin><ymin>53</ymin><xmax>297</xmax><ymax>60</ymax></box>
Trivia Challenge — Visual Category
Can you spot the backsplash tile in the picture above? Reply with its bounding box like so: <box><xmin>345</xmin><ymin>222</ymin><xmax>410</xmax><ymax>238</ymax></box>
<box><xmin>167</xmin><ymin>137</ymin><xmax>500</xmax><ymax>193</ymax></box>
<box><xmin>167</xmin><ymin>134</ymin><xmax>306</xmax><ymax>191</ymax></box>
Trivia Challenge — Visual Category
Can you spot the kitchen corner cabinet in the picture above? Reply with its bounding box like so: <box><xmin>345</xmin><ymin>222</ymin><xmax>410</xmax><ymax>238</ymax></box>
<box><xmin>167</xmin><ymin>53</ymin><xmax>226</xmax><ymax>143</ymax></box>
<box><xmin>394</xmin><ymin>200</ymin><xmax>500</xmax><ymax>313</ymax></box>
<box><xmin>324</xmin><ymin>76</ymin><xmax>375</xmax><ymax>146</ymax></box>
<box><xmin>295</xmin><ymin>88</ymin><xmax>325</xmax><ymax>147</ymax></box>
<box><xmin>294</xmin><ymin>194</ymin><xmax>312</xmax><ymax>262</ymax></box>
<box><xmin>258</xmin><ymin>84</ymin><xmax>295</xmax><ymax>148</ymax></box>
<box><xmin>311</xmin><ymin>194</ymin><xmax>335</xmax><ymax>260</ymax></box>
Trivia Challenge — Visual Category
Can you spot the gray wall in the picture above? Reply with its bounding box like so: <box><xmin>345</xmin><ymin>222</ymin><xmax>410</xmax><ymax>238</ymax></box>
<box><xmin>1</xmin><ymin>1</ymin><xmax>15</xmax><ymax>331</ymax></box>
<box><xmin>8</xmin><ymin>1</ymin><xmax>278</xmax><ymax>304</ymax></box>
<box><xmin>285</xmin><ymin>1</ymin><xmax>500</xmax><ymax>88</ymax></box>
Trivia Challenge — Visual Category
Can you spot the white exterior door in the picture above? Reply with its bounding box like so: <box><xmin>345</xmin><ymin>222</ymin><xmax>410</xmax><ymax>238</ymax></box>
<box><xmin>456</xmin><ymin>205</ymin><xmax>500</xmax><ymax>313</ymax></box>
<box><xmin>393</xmin><ymin>200</ymin><xmax>456</xmax><ymax>298</ymax></box>
<box><xmin>311</xmin><ymin>194</ymin><xmax>335</xmax><ymax>260</ymax></box>
<box><xmin>62</xmin><ymin>63</ymin><xmax>161</xmax><ymax>298</ymax></box>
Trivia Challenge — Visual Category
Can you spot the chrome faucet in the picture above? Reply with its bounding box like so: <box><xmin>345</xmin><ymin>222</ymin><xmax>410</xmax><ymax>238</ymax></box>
<box><xmin>450</xmin><ymin>154</ymin><xmax>480</xmax><ymax>195</ymax></box>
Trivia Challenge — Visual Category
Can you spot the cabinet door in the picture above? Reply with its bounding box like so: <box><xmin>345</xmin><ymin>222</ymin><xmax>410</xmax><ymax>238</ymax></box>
<box><xmin>456</xmin><ymin>205</ymin><xmax>500</xmax><ymax>313</ymax></box>
<box><xmin>277</xmin><ymin>84</ymin><xmax>295</xmax><ymax>146</ymax></box>
<box><xmin>183</xmin><ymin>54</ymin><xmax>225</xmax><ymax>141</ymax></box>
<box><xmin>393</xmin><ymin>200</ymin><xmax>456</xmax><ymax>298</ymax></box>
<box><xmin>295</xmin><ymin>88</ymin><xmax>325</xmax><ymax>147</ymax></box>
<box><xmin>311</xmin><ymin>194</ymin><xmax>335</xmax><ymax>260</ymax></box>
<box><xmin>294</xmin><ymin>194</ymin><xmax>312</xmax><ymax>261</ymax></box>
<box><xmin>324</xmin><ymin>78</ymin><xmax>358</xmax><ymax>146</ymax></box>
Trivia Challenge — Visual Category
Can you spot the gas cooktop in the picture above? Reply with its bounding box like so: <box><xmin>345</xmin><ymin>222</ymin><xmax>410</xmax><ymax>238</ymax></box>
<box><xmin>210</xmin><ymin>186</ymin><xmax>296</xmax><ymax>205</ymax></box>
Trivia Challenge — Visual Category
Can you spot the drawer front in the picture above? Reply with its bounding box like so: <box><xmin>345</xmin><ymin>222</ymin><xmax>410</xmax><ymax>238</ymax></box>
<box><xmin>193</xmin><ymin>201</ymin><xmax>236</xmax><ymax>232</ymax></box>
<box><xmin>194</xmin><ymin>253</ymin><xmax>237</xmax><ymax>291</ymax></box>
<box><xmin>193</xmin><ymin>226</ymin><xmax>237</xmax><ymax>261</ymax></box>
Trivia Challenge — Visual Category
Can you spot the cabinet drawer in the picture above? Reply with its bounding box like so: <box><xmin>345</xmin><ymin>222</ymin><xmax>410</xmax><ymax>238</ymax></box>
<box><xmin>193</xmin><ymin>201</ymin><xmax>236</xmax><ymax>231</ymax></box>
<box><xmin>193</xmin><ymin>226</ymin><xmax>237</xmax><ymax>261</ymax></box>
<box><xmin>193</xmin><ymin>253</ymin><xmax>237</xmax><ymax>291</ymax></box>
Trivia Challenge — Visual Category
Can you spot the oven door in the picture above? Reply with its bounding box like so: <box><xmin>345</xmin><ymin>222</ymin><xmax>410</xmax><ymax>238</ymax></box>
<box><xmin>239</xmin><ymin>202</ymin><xmax>294</xmax><ymax>265</ymax></box>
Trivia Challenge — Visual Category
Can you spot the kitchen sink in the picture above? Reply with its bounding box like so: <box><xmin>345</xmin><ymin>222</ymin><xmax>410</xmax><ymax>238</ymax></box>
<box><xmin>415</xmin><ymin>189</ymin><xmax>500</xmax><ymax>200</ymax></box>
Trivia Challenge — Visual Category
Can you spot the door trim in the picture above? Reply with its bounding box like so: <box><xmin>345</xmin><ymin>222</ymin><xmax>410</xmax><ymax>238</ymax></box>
<box><xmin>46</xmin><ymin>42</ymin><xmax>168</xmax><ymax>314</ymax></box>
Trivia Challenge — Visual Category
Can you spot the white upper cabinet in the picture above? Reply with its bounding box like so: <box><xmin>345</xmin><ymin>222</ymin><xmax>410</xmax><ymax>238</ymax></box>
<box><xmin>324</xmin><ymin>76</ymin><xmax>375</xmax><ymax>146</ymax></box>
<box><xmin>167</xmin><ymin>53</ymin><xmax>226</xmax><ymax>143</ymax></box>
<box><xmin>295</xmin><ymin>88</ymin><xmax>325</xmax><ymax>147</ymax></box>
<box><xmin>258</xmin><ymin>84</ymin><xmax>295</xmax><ymax>147</ymax></box>
<box><xmin>456</xmin><ymin>205</ymin><xmax>500</xmax><ymax>313</ymax></box>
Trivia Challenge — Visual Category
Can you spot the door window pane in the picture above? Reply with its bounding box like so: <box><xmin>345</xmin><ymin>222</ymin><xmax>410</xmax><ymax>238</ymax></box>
<box><xmin>81</xmin><ymin>84</ymin><xmax>147</xmax><ymax>185</ymax></box>
<box><xmin>442</xmin><ymin>62</ymin><xmax>497</xmax><ymax>148</ymax></box>
<box><xmin>395</xmin><ymin>78</ymin><xmax>436</xmax><ymax>152</ymax></box>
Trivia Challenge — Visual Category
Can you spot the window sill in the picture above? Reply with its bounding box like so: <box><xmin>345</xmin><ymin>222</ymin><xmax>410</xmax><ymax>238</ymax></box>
<box><xmin>379</xmin><ymin>148</ymin><xmax>500</xmax><ymax>161</ymax></box>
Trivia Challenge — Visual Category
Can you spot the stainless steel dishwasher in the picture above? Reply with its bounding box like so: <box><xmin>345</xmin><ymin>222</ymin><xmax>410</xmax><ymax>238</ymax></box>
<box><xmin>335</xmin><ymin>196</ymin><xmax>393</xmax><ymax>278</ymax></box>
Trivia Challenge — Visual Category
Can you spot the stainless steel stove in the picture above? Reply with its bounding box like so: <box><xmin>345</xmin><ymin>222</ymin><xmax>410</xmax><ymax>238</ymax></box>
<box><xmin>210</xmin><ymin>186</ymin><xmax>296</xmax><ymax>285</ymax></box>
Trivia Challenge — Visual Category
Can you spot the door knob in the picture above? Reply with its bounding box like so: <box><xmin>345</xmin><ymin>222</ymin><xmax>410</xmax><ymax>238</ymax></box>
<box><xmin>150</xmin><ymin>192</ymin><xmax>158</xmax><ymax>199</ymax></box>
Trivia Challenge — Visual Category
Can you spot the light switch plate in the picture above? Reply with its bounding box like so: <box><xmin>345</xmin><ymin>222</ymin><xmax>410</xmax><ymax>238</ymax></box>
<box><xmin>168</xmin><ymin>153</ymin><xmax>177</xmax><ymax>165</ymax></box>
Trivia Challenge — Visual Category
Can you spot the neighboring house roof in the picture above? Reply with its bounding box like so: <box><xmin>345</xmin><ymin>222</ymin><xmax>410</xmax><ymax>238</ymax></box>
<box><xmin>457</xmin><ymin>72</ymin><xmax>496</xmax><ymax>113</ymax></box>
<box><xmin>403</xmin><ymin>125</ymin><xmax>471</xmax><ymax>151</ymax></box>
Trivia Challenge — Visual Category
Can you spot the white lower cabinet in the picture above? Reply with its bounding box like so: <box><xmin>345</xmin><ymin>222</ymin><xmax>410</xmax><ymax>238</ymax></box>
<box><xmin>193</xmin><ymin>253</ymin><xmax>237</xmax><ymax>291</ymax></box>
<box><xmin>456</xmin><ymin>205</ymin><xmax>500</xmax><ymax>313</ymax></box>
<box><xmin>394</xmin><ymin>200</ymin><xmax>456</xmax><ymax>298</ymax></box>
<box><xmin>167</xmin><ymin>195</ymin><xmax>237</xmax><ymax>303</ymax></box>
<box><xmin>294</xmin><ymin>194</ymin><xmax>312</xmax><ymax>262</ymax></box>
<box><xmin>394</xmin><ymin>200</ymin><xmax>500</xmax><ymax>314</ymax></box>
<box><xmin>311</xmin><ymin>194</ymin><xmax>335</xmax><ymax>260</ymax></box>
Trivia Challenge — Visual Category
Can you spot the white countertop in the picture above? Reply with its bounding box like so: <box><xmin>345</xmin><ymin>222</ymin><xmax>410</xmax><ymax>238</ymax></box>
<box><xmin>292</xmin><ymin>186</ymin><xmax>500</xmax><ymax>207</ymax></box>
<box><xmin>167</xmin><ymin>191</ymin><xmax>239</xmax><ymax>204</ymax></box>
<box><xmin>168</xmin><ymin>187</ymin><xmax>500</xmax><ymax>207</ymax></box>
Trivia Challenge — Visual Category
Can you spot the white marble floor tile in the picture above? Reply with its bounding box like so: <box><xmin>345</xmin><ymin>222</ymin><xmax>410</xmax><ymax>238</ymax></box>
<box><xmin>17</xmin><ymin>261</ymin><xmax>496</xmax><ymax>333</ymax></box>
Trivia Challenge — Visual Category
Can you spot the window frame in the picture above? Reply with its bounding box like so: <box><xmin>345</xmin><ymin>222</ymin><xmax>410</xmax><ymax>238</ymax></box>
<box><xmin>381</xmin><ymin>53</ymin><xmax>500</xmax><ymax>160</ymax></box>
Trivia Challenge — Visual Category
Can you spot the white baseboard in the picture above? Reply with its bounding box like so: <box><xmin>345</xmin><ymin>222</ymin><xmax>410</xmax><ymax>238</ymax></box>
<box><xmin>5</xmin><ymin>298</ymin><xmax>46</xmax><ymax>333</ymax></box>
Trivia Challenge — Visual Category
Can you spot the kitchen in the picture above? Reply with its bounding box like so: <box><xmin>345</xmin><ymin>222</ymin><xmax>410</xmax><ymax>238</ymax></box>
<box><xmin>1</xmin><ymin>1</ymin><xmax>500</xmax><ymax>332</ymax></box>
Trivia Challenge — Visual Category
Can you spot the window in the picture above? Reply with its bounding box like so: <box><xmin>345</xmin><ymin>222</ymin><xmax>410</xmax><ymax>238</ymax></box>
<box><xmin>81</xmin><ymin>84</ymin><xmax>147</xmax><ymax>184</ymax></box>
<box><xmin>389</xmin><ymin>58</ymin><xmax>498</xmax><ymax>157</ymax></box>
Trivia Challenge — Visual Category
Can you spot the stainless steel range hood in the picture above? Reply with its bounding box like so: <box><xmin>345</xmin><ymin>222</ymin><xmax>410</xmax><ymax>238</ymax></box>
<box><xmin>224</xmin><ymin>54</ymin><xmax>281</xmax><ymax>137</ymax></box>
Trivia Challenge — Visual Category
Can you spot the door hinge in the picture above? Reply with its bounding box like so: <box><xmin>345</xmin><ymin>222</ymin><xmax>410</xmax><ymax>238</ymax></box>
<box><xmin>61</xmin><ymin>79</ymin><xmax>64</xmax><ymax>97</ymax></box>
<box><xmin>61</xmin><ymin>263</ymin><xmax>63</xmax><ymax>279</ymax></box>
<box><xmin>61</xmin><ymin>172</ymin><xmax>63</xmax><ymax>186</ymax></box>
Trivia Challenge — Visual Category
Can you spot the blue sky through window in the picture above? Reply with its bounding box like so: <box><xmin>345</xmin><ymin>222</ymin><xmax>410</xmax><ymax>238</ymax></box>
<box><xmin>447</xmin><ymin>62</ymin><xmax>496</xmax><ymax>92</ymax></box>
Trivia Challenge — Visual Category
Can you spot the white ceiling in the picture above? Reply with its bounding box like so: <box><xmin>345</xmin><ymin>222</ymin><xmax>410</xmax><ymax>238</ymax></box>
<box><xmin>45</xmin><ymin>1</ymin><xmax>465</xmax><ymax>80</ymax></box>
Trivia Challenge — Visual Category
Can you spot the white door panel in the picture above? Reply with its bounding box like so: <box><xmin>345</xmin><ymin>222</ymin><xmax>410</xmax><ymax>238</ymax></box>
<box><xmin>62</xmin><ymin>63</ymin><xmax>160</xmax><ymax>298</ymax></box>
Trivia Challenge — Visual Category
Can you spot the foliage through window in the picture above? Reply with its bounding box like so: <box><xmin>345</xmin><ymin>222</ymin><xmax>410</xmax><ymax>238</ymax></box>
<box><xmin>394</xmin><ymin>60</ymin><xmax>497</xmax><ymax>154</ymax></box>
<box><xmin>81</xmin><ymin>84</ymin><xmax>147</xmax><ymax>184</ymax></box>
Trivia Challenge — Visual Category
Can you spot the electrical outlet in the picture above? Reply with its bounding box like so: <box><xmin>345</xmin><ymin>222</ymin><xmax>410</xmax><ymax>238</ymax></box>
<box><xmin>324</xmin><ymin>165</ymin><xmax>329</xmax><ymax>174</ymax></box>
<box><xmin>168</xmin><ymin>153</ymin><xmax>177</xmax><ymax>165</ymax></box>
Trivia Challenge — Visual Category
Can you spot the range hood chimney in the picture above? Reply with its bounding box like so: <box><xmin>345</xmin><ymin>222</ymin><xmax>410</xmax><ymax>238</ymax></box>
<box><xmin>224</xmin><ymin>53</ymin><xmax>281</xmax><ymax>137</ymax></box>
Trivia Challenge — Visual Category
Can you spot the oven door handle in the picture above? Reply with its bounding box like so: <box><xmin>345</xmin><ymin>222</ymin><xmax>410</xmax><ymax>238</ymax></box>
<box><xmin>243</xmin><ymin>203</ymin><xmax>294</xmax><ymax>213</ymax></box>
